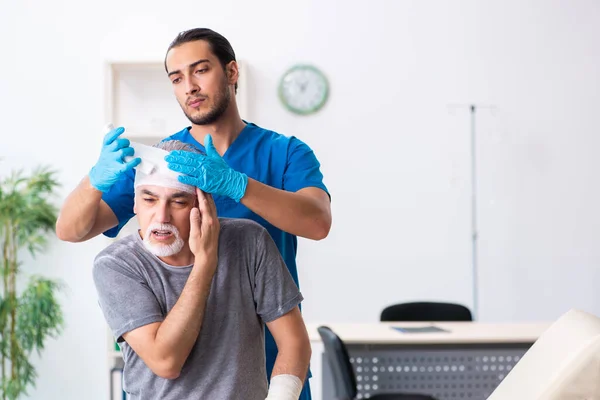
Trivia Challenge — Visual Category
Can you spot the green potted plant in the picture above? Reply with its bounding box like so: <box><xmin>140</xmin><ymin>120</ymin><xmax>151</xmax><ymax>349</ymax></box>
<box><xmin>0</xmin><ymin>166</ymin><xmax>64</xmax><ymax>400</ymax></box>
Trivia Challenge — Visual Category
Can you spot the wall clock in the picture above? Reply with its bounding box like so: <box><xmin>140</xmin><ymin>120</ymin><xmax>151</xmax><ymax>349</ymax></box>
<box><xmin>278</xmin><ymin>64</ymin><xmax>329</xmax><ymax>115</ymax></box>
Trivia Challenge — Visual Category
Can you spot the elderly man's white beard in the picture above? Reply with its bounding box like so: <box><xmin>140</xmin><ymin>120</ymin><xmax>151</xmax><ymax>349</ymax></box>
<box><xmin>142</xmin><ymin>222</ymin><xmax>185</xmax><ymax>257</ymax></box>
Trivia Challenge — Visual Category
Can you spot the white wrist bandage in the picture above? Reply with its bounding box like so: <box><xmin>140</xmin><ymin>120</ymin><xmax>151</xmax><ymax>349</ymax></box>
<box><xmin>265</xmin><ymin>374</ymin><xmax>303</xmax><ymax>400</ymax></box>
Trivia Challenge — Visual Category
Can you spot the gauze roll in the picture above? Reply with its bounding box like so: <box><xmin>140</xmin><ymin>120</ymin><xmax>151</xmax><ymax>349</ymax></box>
<box><xmin>125</xmin><ymin>142</ymin><xmax>196</xmax><ymax>195</ymax></box>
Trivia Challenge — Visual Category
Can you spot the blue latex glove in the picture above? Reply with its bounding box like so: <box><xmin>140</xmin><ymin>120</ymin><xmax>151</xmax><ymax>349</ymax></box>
<box><xmin>89</xmin><ymin>127</ymin><xmax>141</xmax><ymax>193</ymax></box>
<box><xmin>165</xmin><ymin>134</ymin><xmax>248</xmax><ymax>202</ymax></box>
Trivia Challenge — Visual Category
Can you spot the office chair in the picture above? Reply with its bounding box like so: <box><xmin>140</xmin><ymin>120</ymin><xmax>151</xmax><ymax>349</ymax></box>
<box><xmin>380</xmin><ymin>302</ymin><xmax>472</xmax><ymax>322</ymax></box>
<box><xmin>317</xmin><ymin>326</ymin><xmax>437</xmax><ymax>400</ymax></box>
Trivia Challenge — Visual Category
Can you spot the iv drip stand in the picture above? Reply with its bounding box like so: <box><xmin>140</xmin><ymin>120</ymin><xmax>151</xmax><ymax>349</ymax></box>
<box><xmin>448</xmin><ymin>103</ymin><xmax>496</xmax><ymax>321</ymax></box>
<box><xmin>470</xmin><ymin>105</ymin><xmax>479</xmax><ymax>321</ymax></box>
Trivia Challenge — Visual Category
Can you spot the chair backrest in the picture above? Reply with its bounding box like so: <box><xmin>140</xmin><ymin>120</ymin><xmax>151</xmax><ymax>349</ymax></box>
<box><xmin>317</xmin><ymin>326</ymin><xmax>357</xmax><ymax>400</ymax></box>
<box><xmin>487</xmin><ymin>308</ymin><xmax>600</xmax><ymax>400</ymax></box>
<box><xmin>380</xmin><ymin>301</ymin><xmax>472</xmax><ymax>322</ymax></box>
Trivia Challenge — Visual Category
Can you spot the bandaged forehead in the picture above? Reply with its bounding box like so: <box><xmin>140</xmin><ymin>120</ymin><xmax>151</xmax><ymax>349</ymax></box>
<box><xmin>126</xmin><ymin>142</ymin><xmax>196</xmax><ymax>195</ymax></box>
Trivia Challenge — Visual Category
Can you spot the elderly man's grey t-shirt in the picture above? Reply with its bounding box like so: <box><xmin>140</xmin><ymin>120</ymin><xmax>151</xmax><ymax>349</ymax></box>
<box><xmin>93</xmin><ymin>218</ymin><xmax>303</xmax><ymax>400</ymax></box>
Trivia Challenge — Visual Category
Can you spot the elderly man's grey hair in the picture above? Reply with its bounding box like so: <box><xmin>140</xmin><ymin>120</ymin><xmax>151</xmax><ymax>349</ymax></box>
<box><xmin>152</xmin><ymin>139</ymin><xmax>204</xmax><ymax>155</ymax></box>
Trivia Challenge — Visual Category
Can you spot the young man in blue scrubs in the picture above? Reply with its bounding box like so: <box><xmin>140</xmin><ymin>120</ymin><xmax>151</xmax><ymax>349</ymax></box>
<box><xmin>56</xmin><ymin>28</ymin><xmax>331</xmax><ymax>399</ymax></box>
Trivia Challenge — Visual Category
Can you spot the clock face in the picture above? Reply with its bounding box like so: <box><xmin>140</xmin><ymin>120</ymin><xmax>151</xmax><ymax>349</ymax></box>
<box><xmin>278</xmin><ymin>65</ymin><xmax>329</xmax><ymax>115</ymax></box>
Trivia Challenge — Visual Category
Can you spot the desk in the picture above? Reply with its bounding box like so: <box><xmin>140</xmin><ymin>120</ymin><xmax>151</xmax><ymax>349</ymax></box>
<box><xmin>306</xmin><ymin>322</ymin><xmax>550</xmax><ymax>400</ymax></box>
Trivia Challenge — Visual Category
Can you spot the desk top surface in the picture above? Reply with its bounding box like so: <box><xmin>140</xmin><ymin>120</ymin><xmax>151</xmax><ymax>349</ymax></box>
<box><xmin>305</xmin><ymin>321</ymin><xmax>551</xmax><ymax>344</ymax></box>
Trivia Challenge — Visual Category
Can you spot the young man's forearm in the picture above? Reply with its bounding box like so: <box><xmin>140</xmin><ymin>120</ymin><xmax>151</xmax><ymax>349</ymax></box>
<box><xmin>55</xmin><ymin>176</ymin><xmax>113</xmax><ymax>242</ymax></box>
<box><xmin>150</xmin><ymin>260</ymin><xmax>216</xmax><ymax>374</ymax></box>
<box><xmin>241</xmin><ymin>178</ymin><xmax>331</xmax><ymax>241</ymax></box>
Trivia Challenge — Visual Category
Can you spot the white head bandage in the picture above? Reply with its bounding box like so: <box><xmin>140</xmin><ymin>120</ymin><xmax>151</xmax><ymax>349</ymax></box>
<box><xmin>125</xmin><ymin>142</ymin><xmax>196</xmax><ymax>195</ymax></box>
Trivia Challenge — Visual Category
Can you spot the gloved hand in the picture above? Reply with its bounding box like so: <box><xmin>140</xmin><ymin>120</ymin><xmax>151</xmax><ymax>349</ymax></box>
<box><xmin>165</xmin><ymin>134</ymin><xmax>248</xmax><ymax>202</ymax></box>
<box><xmin>89</xmin><ymin>126</ymin><xmax>141</xmax><ymax>193</ymax></box>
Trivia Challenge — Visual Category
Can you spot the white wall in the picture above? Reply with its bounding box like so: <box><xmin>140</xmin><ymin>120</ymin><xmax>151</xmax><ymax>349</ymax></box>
<box><xmin>1</xmin><ymin>0</ymin><xmax>599</xmax><ymax>399</ymax></box>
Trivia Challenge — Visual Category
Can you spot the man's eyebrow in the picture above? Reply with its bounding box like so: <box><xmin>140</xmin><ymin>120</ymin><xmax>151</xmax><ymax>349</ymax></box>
<box><xmin>141</xmin><ymin>189</ymin><xmax>157</xmax><ymax>197</ymax></box>
<box><xmin>167</xmin><ymin>59</ymin><xmax>210</xmax><ymax>77</ymax></box>
<box><xmin>170</xmin><ymin>192</ymin><xmax>194</xmax><ymax>199</ymax></box>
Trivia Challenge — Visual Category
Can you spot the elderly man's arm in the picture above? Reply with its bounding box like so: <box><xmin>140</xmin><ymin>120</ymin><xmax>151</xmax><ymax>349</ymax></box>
<box><xmin>121</xmin><ymin>257</ymin><xmax>216</xmax><ymax>379</ymax></box>
<box><xmin>265</xmin><ymin>307</ymin><xmax>311</xmax><ymax>399</ymax></box>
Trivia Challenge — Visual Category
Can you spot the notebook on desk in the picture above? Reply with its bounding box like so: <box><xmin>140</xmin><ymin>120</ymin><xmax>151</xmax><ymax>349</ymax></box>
<box><xmin>391</xmin><ymin>326</ymin><xmax>450</xmax><ymax>333</ymax></box>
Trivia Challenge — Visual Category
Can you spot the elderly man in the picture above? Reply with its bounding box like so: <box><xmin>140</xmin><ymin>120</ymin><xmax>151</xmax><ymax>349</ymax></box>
<box><xmin>93</xmin><ymin>140</ymin><xmax>311</xmax><ymax>400</ymax></box>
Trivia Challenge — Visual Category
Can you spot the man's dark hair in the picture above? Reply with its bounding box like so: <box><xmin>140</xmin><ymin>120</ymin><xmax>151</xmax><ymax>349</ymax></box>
<box><xmin>165</xmin><ymin>28</ymin><xmax>238</xmax><ymax>92</ymax></box>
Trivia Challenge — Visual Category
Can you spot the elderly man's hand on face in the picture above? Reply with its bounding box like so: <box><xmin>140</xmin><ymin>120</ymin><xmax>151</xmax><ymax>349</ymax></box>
<box><xmin>189</xmin><ymin>187</ymin><xmax>220</xmax><ymax>270</ymax></box>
